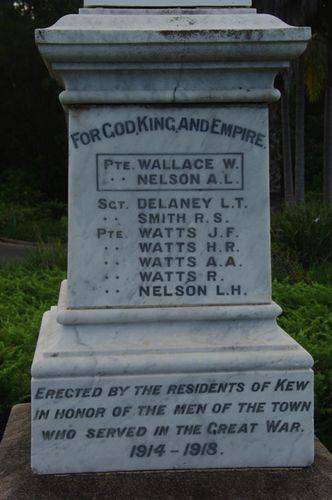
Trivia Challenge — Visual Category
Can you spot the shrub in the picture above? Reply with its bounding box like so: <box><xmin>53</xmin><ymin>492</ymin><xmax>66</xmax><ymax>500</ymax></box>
<box><xmin>271</xmin><ymin>242</ymin><xmax>305</xmax><ymax>282</ymax></box>
<box><xmin>273</xmin><ymin>280</ymin><xmax>332</xmax><ymax>448</ymax></box>
<box><xmin>0</xmin><ymin>202</ymin><xmax>67</xmax><ymax>242</ymax></box>
<box><xmin>24</xmin><ymin>240</ymin><xmax>67</xmax><ymax>270</ymax></box>
<box><xmin>271</xmin><ymin>203</ymin><xmax>332</xmax><ymax>269</ymax></box>
<box><xmin>306</xmin><ymin>262</ymin><xmax>332</xmax><ymax>286</ymax></box>
<box><xmin>0</xmin><ymin>169</ymin><xmax>68</xmax><ymax>242</ymax></box>
<box><xmin>0</xmin><ymin>263</ymin><xmax>65</xmax><ymax>413</ymax></box>
<box><xmin>0</xmin><ymin>169</ymin><xmax>44</xmax><ymax>207</ymax></box>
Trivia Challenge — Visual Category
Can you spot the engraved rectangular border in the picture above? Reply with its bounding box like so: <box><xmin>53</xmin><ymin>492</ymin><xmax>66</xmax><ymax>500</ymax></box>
<box><xmin>96</xmin><ymin>153</ymin><xmax>244</xmax><ymax>192</ymax></box>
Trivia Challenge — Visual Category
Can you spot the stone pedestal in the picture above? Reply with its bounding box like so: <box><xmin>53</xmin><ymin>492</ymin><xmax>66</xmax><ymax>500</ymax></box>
<box><xmin>2</xmin><ymin>405</ymin><xmax>332</xmax><ymax>500</ymax></box>
<box><xmin>32</xmin><ymin>1</ymin><xmax>313</xmax><ymax>474</ymax></box>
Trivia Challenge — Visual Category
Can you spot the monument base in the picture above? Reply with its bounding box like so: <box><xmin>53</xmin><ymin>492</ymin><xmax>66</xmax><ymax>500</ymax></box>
<box><xmin>2</xmin><ymin>405</ymin><xmax>331</xmax><ymax>500</ymax></box>
<box><xmin>31</xmin><ymin>282</ymin><xmax>314</xmax><ymax>474</ymax></box>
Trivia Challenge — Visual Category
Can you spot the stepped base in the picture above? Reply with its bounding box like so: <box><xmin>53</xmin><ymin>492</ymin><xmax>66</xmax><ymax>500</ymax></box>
<box><xmin>1</xmin><ymin>405</ymin><xmax>330</xmax><ymax>499</ymax></box>
<box><xmin>31</xmin><ymin>285</ymin><xmax>314</xmax><ymax>474</ymax></box>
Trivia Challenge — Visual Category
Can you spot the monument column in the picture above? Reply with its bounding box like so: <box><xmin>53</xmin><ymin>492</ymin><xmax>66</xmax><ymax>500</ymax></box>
<box><xmin>32</xmin><ymin>1</ymin><xmax>313</xmax><ymax>474</ymax></box>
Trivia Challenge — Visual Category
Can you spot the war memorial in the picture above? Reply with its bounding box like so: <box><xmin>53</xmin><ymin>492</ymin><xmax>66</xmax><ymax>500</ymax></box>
<box><xmin>1</xmin><ymin>1</ymin><xmax>332</xmax><ymax>498</ymax></box>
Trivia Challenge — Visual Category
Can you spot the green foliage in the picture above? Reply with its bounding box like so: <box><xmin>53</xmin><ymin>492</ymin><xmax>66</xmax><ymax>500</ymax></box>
<box><xmin>0</xmin><ymin>202</ymin><xmax>67</xmax><ymax>242</ymax></box>
<box><xmin>0</xmin><ymin>202</ymin><xmax>67</xmax><ymax>241</ymax></box>
<box><xmin>14</xmin><ymin>0</ymin><xmax>82</xmax><ymax>25</ymax></box>
<box><xmin>307</xmin><ymin>262</ymin><xmax>332</xmax><ymax>286</ymax></box>
<box><xmin>0</xmin><ymin>170</ymin><xmax>44</xmax><ymax>206</ymax></box>
<box><xmin>273</xmin><ymin>281</ymin><xmax>332</xmax><ymax>446</ymax></box>
<box><xmin>271</xmin><ymin>202</ymin><xmax>332</xmax><ymax>270</ymax></box>
<box><xmin>0</xmin><ymin>2</ymin><xmax>71</xmax><ymax>202</ymax></box>
<box><xmin>305</xmin><ymin>100</ymin><xmax>325</xmax><ymax>195</ymax></box>
<box><xmin>0</xmin><ymin>262</ymin><xmax>65</xmax><ymax>413</ymax></box>
<box><xmin>0</xmin><ymin>170</ymin><xmax>67</xmax><ymax>242</ymax></box>
<box><xmin>305</xmin><ymin>35</ymin><xmax>327</xmax><ymax>103</ymax></box>
<box><xmin>0</xmin><ymin>168</ymin><xmax>67</xmax><ymax>242</ymax></box>
<box><xmin>24</xmin><ymin>240</ymin><xmax>67</xmax><ymax>269</ymax></box>
<box><xmin>271</xmin><ymin>242</ymin><xmax>305</xmax><ymax>282</ymax></box>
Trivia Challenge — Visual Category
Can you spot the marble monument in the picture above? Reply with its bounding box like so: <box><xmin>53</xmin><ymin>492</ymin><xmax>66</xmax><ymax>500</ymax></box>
<box><xmin>32</xmin><ymin>0</ymin><xmax>313</xmax><ymax>474</ymax></box>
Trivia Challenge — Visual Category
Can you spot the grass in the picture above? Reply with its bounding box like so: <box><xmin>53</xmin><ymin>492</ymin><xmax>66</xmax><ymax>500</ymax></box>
<box><xmin>0</xmin><ymin>260</ymin><xmax>65</xmax><ymax>412</ymax></box>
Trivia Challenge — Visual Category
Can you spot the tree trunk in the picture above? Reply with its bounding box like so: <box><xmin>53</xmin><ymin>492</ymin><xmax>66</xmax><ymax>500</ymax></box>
<box><xmin>281</xmin><ymin>72</ymin><xmax>295</xmax><ymax>205</ymax></box>
<box><xmin>324</xmin><ymin>37</ymin><xmax>332</xmax><ymax>204</ymax></box>
<box><xmin>295</xmin><ymin>55</ymin><xmax>306</xmax><ymax>204</ymax></box>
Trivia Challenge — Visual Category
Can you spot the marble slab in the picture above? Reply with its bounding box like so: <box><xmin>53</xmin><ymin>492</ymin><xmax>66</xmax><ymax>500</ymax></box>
<box><xmin>31</xmin><ymin>370</ymin><xmax>314</xmax><ymax>474</ymax></box>
<box><xmin>84</xmin><ymin>1</ymin><xmax>252</xmax><ymax>6</ymax></box>
<box><xmin>68</xmin><ymin>105</ymin><xmax>271</xmax><ymax>309</ymax></box>
<box><xmin>33</xmin><ymin>3</ymin><xmax>314</xmax><ymax>478</ymax></box>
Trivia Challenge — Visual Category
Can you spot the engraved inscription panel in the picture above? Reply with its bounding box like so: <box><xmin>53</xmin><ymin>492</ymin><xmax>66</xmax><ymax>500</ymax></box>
<box><xmin>68</xmin><ymin>105</ymin><xmax>270</xmax><ymax>308</ymax></box>
<box><xmin>31</xmin><ymin>371</ymin><xmax>314</xmax><ymax>474</ymax></box>
<box><xmin>97</xmin><ymin>153</ymin><xmax>244</xmax><ymax>192</ymax></box>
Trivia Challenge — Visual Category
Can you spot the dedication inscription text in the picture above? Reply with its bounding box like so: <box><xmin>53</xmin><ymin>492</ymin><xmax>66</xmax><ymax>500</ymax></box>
<box><xmin>32</xmin><ymin>371</ymin><xmax>313</xmax><ymax>473</ymax></box>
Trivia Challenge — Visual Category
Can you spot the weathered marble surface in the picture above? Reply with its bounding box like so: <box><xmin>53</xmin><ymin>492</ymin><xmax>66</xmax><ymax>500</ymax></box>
<box><xmin>5</xmin><ymin>405</ymin><xmax>332</xmax><ymax>499</ymax></box>
<box><xmin>36</xmin><ymin>11</ymin><xmax>310</xmax><ymax>105</ymax></box>
<box><xmin>84</xmin><ymin>0</ymin><xmax>252</xmax><ymax>6</ymax></box>
<box><xmin>31</xmin><ymin>368</ymin><xmax>314</xmax><ymax>473</ymax></box>
<box><xmin>33</xmin><ymin>291</ymin><xmax>313</xmax><ymax>377</ymax></box>
<box><xmin>31</xmin><ymin>293</ymin><xmax>314</xmax><ymax>473</ymax></box>
<box><xmin>32</xmin><ymin>3</ymin><xmax>314</xmax><ymax>476</ymax></box>
<box><xmin>80</xmin><ymin>8</ymin><xmax>257</xmax><ymax>16</ymax></box>
<box><xmin>68</xmin><ymin>105</ymin><xmax>270</xmax><ymax>309</ymax></box>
